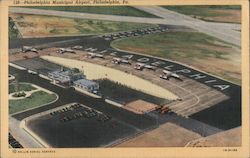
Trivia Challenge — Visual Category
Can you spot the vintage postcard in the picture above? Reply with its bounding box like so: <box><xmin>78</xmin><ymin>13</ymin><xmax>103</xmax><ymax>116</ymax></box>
<box><xmin>0</xmin><ymin>0</ymin><xmax>249</xmax><ymax>157</ymax></box>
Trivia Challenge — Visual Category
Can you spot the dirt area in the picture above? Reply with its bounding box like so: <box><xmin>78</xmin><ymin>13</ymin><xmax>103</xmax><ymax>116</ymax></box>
<box><xmin>123</xmin><ymin>100</ymin><xmax>159</xmax><ymax>114</ymax></box>
<box><xmin>116</xmin><ymin>122</ymin><xmax>201</xmax><ymax>147</ymax></box>
<box><xmin>194</xmin><ymin>9</ymin><xmax>241</xmax><ymax>24</ymax></box>
<box><xmin>193</xmin><ymin>57</ymin><xmax>241</xmax><ymax>84</ymax></box>
<box><xmin>9</xmin><ymin>47</ymin><xmax>58</xmax><ymax>62</ymax></box>
<box><xmin>9</xmin><ymin>13</ymin><xmax>154</xmax><ymax>38</ymax></box>
<box><xmin>186</xmin><ymin>127</ymin><xmax>241</xmax><ymax>147</ymax></box>
<box><xmin>164</xmin><ymin>6</ymin><xmax>241</xmax><ymax>24</ymax></box>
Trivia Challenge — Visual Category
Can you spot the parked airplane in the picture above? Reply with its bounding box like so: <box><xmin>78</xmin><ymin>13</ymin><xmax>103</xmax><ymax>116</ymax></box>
<box><xmin>57</xmin><ymin>48</ymin><xmax>75</xmax><ymax>54</ymax></box>
<box><xmin>72</xmin><ymin>45</ymin><xmax>83</xmax><ymax>50</ymax></box>
<box><xmin>87</xmin><ymin>52</ymin><xmax>104</xmax><ymax>59</ymax></box>
<box><xmin>160</xmin><ymin>70</ymin><xmax>182</xmax><ymax>81</ymax></box>
<box><xmin>22</xmin><ymin>46</ymin><xmax>38</xmax><ymax>53</ymax></box>
<box><xmin>84</xmin><ymin>47</ymin><xmax>97</xmax><ymax>52</ymax></box>
<box><xmin>134</xmin><ymin>63</ymin><xmax>156</xmax><ymax>70</ymax></box>
<box><xmin>112</xmin><ymin>57</ymin><xmax>131</xmax><ymax>65</ymax></box>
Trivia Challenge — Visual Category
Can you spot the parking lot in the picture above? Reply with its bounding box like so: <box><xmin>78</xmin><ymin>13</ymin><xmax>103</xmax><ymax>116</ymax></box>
<box><xmin>26</xmin><ymin>103</ymin><xmax>139</xmax><ymax>147</ymax></box>
<box><xmin>9</xmin><ymin>133</ymin><xmax>23</xmax><ymax>148</ymax></box>
<box><xmin>12</xmin><ymin>57</ymin><xmax>65</xmax><ymax>75</ymax></box>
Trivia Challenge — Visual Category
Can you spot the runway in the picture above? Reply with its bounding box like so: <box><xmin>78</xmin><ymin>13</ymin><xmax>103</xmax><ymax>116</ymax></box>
<box><xmin>9</xmin><ymin>7</ymin><xmax>241</xmax><ymax>46</ymax></box>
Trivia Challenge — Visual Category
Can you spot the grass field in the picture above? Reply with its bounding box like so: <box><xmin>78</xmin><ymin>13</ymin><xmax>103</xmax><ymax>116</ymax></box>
<box><xmin>163</xmin><ymin>5</ymin><xmax>241</xmax><ymax>23</ymax></box>
<box><xmin>23</xmin><ymin>6</ymin><xmax>158</xmax><ymax>18</ymax></box>
<box><xmin>9</xmin><ymin>17</ymin><xmax>21</xmax><ymax>39</ymax></box>
<box><xmin>9</xmin><ymin>13</ymin><xmax>155</xmax><ymax>37</ymax></box>
<box><xmin>111</xmin><ymin>32</ymin><xmax>241</xmax><ymax>84</ymax></box>
<box><xmin>9</xmin><ymin>91</ymin><xmax>57</xmax><ymax>114</ymax></box>
<box><xmin>9</xmin><ymin>83</ymin><xmax>36</xmax><ymax>94</ymax></box>
<box><xmin>117</xmin><ymin>123</ymin><xmax>201</xmax><ymax>147</ymax></box>
<box><xmin>97</xmin><ymin>79</ymin><xmax>170</xmax><ymax>105</ymax></box>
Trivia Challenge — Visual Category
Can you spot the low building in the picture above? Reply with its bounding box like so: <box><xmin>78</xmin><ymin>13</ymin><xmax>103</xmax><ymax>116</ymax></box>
<box><xmin>73</xmin><ymin>79</ymin><xmax>99</xmax><ymax>93</ymax></box>
<box><xmin>48</xmin><ymin>69</ymin><xmax>84</xmax><ymax>85</ymax></box>
<box><xmin>48</xmin><ymin>68</ymin><xmax>99</xmax><ymax>93</ymax></box>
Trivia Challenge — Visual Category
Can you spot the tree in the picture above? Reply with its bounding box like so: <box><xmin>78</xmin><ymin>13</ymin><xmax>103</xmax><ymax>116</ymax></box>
<box><xmin>72</xmin><ymin>68</ymin><xmax>80</xmax><ymax>73</ymax></box>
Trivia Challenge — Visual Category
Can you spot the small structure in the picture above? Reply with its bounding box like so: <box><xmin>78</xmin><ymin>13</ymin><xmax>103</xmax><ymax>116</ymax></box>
<box><xmin>124</xmin><ymin>100</ymin><xmax>159</xmax><ymax>114</ymax></box>
<box><xmin>48</xmin><ymin>68</ymin><xmax>99</xmax><ymax>93</ymax></box>
<box><xmin>8</xmin><ymin>74</ymin><xmax>15</xmax><ymax>83</ymax></box>
<box><xmin>48</xmin><ymin>69</ymin><xmax>84</xmax><ymax>85</ymax></box>
<box><xmin>73</xmin><ymin>79</ymin><xmax>99</xmax><ymax>93</ymax></box>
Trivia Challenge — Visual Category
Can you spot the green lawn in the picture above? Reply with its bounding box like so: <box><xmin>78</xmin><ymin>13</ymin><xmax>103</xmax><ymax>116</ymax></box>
<box><xmin>111</xmin><ymin>31</ymin><xmax>241</xmax><ymax>84</ymax></box>
<box><xmin>11</xmin><ymin>13</ymin><xmax>156</xmax><ymax>36</ymax></box>
<box><xmin>97</xmin><ymin>79</ymin><xmax>170</xmax><ymax>105</ymax></box>
<box><xmin>9</xmin><ymin>17</ymin><xmax>21</xmax><ymax>39</ymax></box>
<box><xmin>163</xmin><ymin>5</ymin><xmax>241</xmax><ymax>23</ymax></box>
<box><xmin>22</xmin><ymin>6</ymin><xmax>159</xmax><ymax>18</ymax></box>
<box><xmin>9</xmin><ymin>83</ymin><xmax>36</xmax><ymax>94</ymax></box>
<box><xmin>72</xmin><ymin>19</ymin><xmax>156</xmax><ymax>35</ymax></box>
<box><xmin>112</xmin><ymin>31</ymin><xmax>230</xmax><ymax>60</ymax></box>
<box><xmin>163</xmin><ymin>6</ymin><xmax>240</xmax><ymax>17</ymax></box>
<box><xmin>9</xmin><ymin>91</ymin><xmax>57</xmax><ymax>114</ymax></box>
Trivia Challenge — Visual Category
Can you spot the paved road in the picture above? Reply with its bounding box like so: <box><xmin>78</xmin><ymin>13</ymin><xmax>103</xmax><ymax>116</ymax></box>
<box><xmin>9</xmin><ymin>7</ymin><xmax>241</xmax><ymax>46</ymax></box>
<box><xmin>148</xmin><ymin>112</ymin><xmax>222</xmax><ymax>137</ymax></box>
<box><xmin>10</xmin><ymin>66</ymin><xmax>156</xmax><ymax>131</ymax></box>
<box><xmin>10</xmin><ymin>66</ymin><xmax>225</xmax><ymax>137</ymax></box>
<box><xmin>9</xmin><ymin>117</ymin><xmax>43</xmax><ymax>148</ymax></box>
<box><xmin>134</xmin><ymin>6</ymin><xmax>240</xmax><ymax>46</ymax></box>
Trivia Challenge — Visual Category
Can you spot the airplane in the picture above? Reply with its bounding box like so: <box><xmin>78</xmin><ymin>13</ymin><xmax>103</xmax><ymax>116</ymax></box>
<box><xmin>112</xmin><ymin>57</ymin><xmax>131</xmax><ymax>65</ymax></box>
<box><xmin>22</xmin><ymin>46</ymin><xmax>38</xmax><ymax>53</ymax></box>
<box><xmin>144</xmin><ymin>64</ymin><xmax>156</xmax><ymax>70</ymax></box>
<box><xmin>87</xmin><ymin>52</ymin><xmax>104</xmax><ymax>59</ymax></box>
<box><xmin>72</xmin><ymin>45</ymin><xmax>83</xmax><ymax>50</ymax></box>
<box><xmin>160</xmin><ymin>70</ymin><xmax>182</xmax><ymax>81</ymax></box>
<box><xmin>134</xmin><ymin>63</ymin><xmax>156</xmax><ymax>71</ymax></box>
<box><xmin>84</xmin><ymin>47</ymin><xmax>98</xmax><ymax>52</ymax></box>
<box><xmin>57</xmin><ymin>48</ymin><xmax>75</xmax><ymax>54</ymax></box>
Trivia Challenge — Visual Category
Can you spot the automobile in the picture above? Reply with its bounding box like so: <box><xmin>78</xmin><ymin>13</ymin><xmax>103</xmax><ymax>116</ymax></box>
<box><xmin>177</xmin><ymin>98</ymin><xmax>182</xmax><ymax>101</ymax></box>
<box><xmin>13</xmin><ymin>144</ymin><xmax>23</xmax><ymax>148</ymax></box>
<box><xmin>104</xmin><ymin>38</ymin><xmax>111</xmax><ymax>41</ymax></box>
<box><xmin>9</xmin><ymin>139</ymin><xmax>16</xmax><ymax>144</ymax></box>
<box><xmin>58</xmin><ymin>109</ymin><xmax>63</xmax><ymax>113</ymax></box>
<box><xmin>10</xmin><ymin>142</ymin><xmax>20</xmax><ymax>146</ymax></box>
<box><xmin>50</xmin><ymin>112</ymin><xmax>55</xmax><ymax>115</ymax></box>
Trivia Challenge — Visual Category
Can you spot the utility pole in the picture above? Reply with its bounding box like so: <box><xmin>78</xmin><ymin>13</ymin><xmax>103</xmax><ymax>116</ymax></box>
<box><xmin>14</xmin><ymin>74</ymin><xmax>19</xmax><ymax>93</ymax></box>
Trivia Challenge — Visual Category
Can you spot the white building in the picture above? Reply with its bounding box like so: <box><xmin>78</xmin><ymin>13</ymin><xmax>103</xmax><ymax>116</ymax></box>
<box><xmin>73</xmin><ymin>79</ymin><xmax>99</xmax><ymax>93</ymax></box>
<box><xmin>48</xmin><ymin>68</ymin><xmax>99</xmax><ymax>93</ymax></box>
<box><xmin>48</xmin><ymin>69</ymin><xmax>84</xmax><ymax>84</ymax></box>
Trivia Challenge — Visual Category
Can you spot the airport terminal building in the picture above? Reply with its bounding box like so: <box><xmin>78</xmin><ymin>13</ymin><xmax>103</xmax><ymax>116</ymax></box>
<box><xmin>48</xmin><ymin>68</ymin><xmax>99</xmax><ymax>93</ymax></box>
